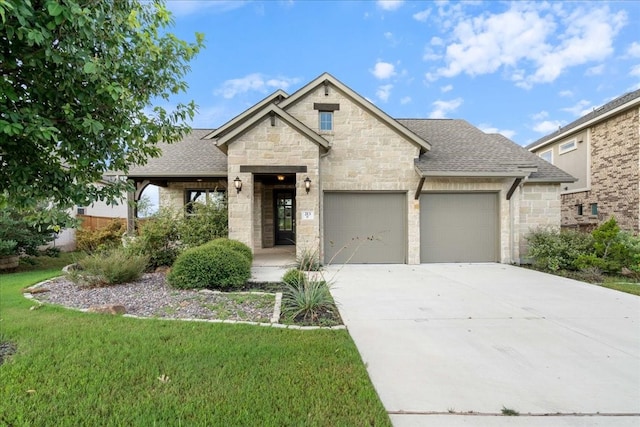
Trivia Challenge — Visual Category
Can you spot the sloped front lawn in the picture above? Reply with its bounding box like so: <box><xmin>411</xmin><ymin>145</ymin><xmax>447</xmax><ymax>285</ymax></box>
<box><xmin>0</xmin><ymin>269</ymin><xmax>390</xmax><ymax>426</ymax></box>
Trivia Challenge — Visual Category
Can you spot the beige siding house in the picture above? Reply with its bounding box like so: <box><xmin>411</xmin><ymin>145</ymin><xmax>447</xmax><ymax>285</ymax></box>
<box><xmin>527</xmin><ymin>89</ymin><xmax>640</xmax><ymax>232</ymax></box>
<box><xmin>129</xmin><ymin>73</ymin><xmax>574</xmax><ymax>264</ymax></box>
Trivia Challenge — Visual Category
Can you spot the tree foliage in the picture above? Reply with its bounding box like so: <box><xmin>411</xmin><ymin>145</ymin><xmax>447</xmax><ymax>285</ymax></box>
<box><xmin>0</xmin><ymin>0</ymin><xmax>204</xmax><ymax>208</ymax></box>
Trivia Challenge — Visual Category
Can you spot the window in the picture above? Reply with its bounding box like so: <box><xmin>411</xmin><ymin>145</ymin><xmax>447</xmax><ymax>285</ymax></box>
<box><xmin>590</xmin><ymin>203</ymin><xmax>598</xmax><ymax>216</ymax></box>
<box><xmin>77</xmin><ymin>207</ymin><xmax>86</xmax><ymax>215</ymax></box>
<box><xmin>539</xmin><ymin>149</ymin><xmax>553</xmax><ymax>163</ymax></box>
<box><xmin>319</xmin><ymin>111</ymin><xmax>333</xmax><ymax>131</ymax></box>
<box><xmin>185</xmin><ymin>189</ymin><xmax>225</xmax><ymax>213</ymax></box>
<box><xmin>559</xmin><ymin>139</ymin><xmax>577</xmax><ymax>154</ymax></box>
<box><xmin>576</xmin><ymin>204</ymin><xmax>583</xmax><ymax>216</ymax></box>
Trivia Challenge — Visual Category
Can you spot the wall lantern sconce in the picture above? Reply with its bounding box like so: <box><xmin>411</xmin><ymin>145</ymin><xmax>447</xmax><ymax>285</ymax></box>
<box><xmin>234</xmin><ymin>176</ymin><xmax>242</xmax><ymax>193</ymax></box>
<box><xmin>277</xmin><ymin>174</ymin><xmax>285</xmax><ymax>181</ymax></box>
<box><xmin>304</xmin><ymin>176</ymin><xmax>311</xmax><ymax>194</ymax></box>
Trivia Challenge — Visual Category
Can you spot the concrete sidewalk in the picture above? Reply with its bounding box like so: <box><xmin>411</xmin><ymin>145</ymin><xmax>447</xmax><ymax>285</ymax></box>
<box><xmin>327</xmin><ymin>264</ymin><xmax>640</xmax><ymax>426</ymax></box>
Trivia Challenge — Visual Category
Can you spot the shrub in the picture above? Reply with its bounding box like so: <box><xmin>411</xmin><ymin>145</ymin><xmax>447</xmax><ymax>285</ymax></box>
<box><xmin>167</xmin><ymin>243</ymin><xmax>251</xmax><ymax>291</ymax></box>
<box><xmin>67</xmin><ymin>248</ymin><xmax>148</xmax><ymax>287</ymax></box>
<box><xmin>296</xmin><ymin>247</ymin><xmax>322</xmax><ymax>271</ymax></box>
<box><xmin>0</xmin><ymin>240</ymin><xmax>17</xmax><ymax>257</ymax></box>
<box><xmin>574</xmin><ymin>218</ymin><xmax>640</xmax><ymax>273</ymax></box>
<box><xmin>526</xmin><ymin>228</ymin><xmax>593</xmax><ymax>271</ymax></box>
<box><xmin>0</xmin><ymin>206</ymin><xmax>57</xmax><ymax>255</ymax></box>
<box><xmin>76</xmin><ymin>220</ymin><xmax>125</xmax><ymax>254</ymax></box>
<box><xmin>127</xmin><ymin>208</ymin><xmax>181</xmax><ymax>269</ymax></box>
<box><xmin>282</xmin><ymin>268</ymin><xmax>305</xmax><ymax>286</ymax></box>
<box><xmin>205</xmin><ymin>238</ymin><xmax>253</xmax><ymax>263</ymax></box>
<box><xmin>281</xmin><ymin>279</ymin><xmax>335</xmax><ymax>324</ymax></box>
<box><xmin>179</xmin><ymin>201</ymin><xmax>228</xmax><ymax>248</ymax></box>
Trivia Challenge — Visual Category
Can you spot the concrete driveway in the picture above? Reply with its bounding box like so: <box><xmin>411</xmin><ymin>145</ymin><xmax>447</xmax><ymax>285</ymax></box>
<box><xmin>327</xmin><ymin>264</ymin><xmax>640</xmax><ymax>426</ymax></box>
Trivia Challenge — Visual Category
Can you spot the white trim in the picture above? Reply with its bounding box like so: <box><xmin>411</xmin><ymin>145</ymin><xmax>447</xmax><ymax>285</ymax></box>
<box><xmin>559</xmin><ymin>139</ymin><xmax>577</xmax><ymax>155</ymax></box>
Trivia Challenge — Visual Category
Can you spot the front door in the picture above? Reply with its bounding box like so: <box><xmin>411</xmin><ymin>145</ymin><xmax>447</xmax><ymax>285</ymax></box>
<box><xmin>275</xmin><ymin>190</ymin><xmax>295</xmax><ymax>245</ymax></box>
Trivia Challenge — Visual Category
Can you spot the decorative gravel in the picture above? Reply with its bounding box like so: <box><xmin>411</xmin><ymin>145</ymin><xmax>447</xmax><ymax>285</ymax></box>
<box><xmin>29</xmin><ymin>273</ymin><xmax>277</xmax><ymax>323</ymax></box>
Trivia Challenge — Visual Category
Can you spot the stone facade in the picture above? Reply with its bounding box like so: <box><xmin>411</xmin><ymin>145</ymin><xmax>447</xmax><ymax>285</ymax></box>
<box><xmin>158</xmin><ymin>180</ymin><xmax>227</xmax><ymax>210</ymax></box>
<box><xmin>519</xmin><ymin>183</ymin><xmax>562</xmax><ymax>259</ymax></box>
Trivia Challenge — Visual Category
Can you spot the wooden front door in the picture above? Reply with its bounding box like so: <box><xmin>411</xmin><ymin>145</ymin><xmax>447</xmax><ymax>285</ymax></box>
<box><xmin>275</xmin><ymin>190</ymin><xmax>295</xmax><ymax>245</ymax></box>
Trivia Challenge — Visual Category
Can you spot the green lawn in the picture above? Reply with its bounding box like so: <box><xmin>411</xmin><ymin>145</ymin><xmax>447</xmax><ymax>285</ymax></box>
<box><xmin>0</xmin><ymin>260</ymin><xmax>390</xmax><ymax>426</ymax></box>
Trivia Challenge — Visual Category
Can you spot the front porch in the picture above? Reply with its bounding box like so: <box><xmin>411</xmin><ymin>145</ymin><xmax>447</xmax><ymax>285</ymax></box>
<box><xmin>253</xmin><ymin>246</ymin><xmax>297</xmax><ymax>267</ymax></box>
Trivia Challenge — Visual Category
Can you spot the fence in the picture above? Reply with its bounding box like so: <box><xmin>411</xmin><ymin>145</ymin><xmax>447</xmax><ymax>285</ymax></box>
<box><xmin>77</xmin><ymin>215</ymin><xmax>127</xmax><ymax>231</ymax></box>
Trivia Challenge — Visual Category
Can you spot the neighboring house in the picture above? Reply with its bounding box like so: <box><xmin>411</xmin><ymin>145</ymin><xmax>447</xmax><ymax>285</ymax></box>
<box><xmin>128</xmin><ymin>73</ymin><xmax>574</xmax><ymax>264</ymax></box>
<box><xmin>52</xmin><ymin>172</ymin><xmax>129</xmax><ymax>251</ymax></box>
<box><xmin>527</xmin><ymin>89</ymin><xmax>640</xmax><ymax>233</ymax></box>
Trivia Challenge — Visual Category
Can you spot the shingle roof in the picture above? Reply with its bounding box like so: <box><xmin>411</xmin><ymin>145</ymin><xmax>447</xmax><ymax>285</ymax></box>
<box><xmin>127</xmin><ymin>129</ymin><xmax>227</xmax><ymax>178</ymax></box>
<box><xmin>400</xmin><ymin>119</ymin><xmax>576</xmax><ymax>182</ymax></box>
<box><xmin>526</xmin><ymin>88</ymin><xmax>640</xmax><ymax>151</ymax></box>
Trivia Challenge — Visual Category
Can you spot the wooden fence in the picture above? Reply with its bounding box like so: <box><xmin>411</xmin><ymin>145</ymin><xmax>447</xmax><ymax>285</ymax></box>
<box><xmin>77</xmin><ymin>215</ymin><xmax>127</xmax><ymax>231</ymax></box>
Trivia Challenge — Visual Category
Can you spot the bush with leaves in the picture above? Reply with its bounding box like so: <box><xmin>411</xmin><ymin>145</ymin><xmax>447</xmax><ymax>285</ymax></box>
<box><xmin>167</xmin><ymin>242</ymin><xmax>251</xmax><ymax>291</ymax></box>
<box><xmin>178</xmin><ymin>201</ymin><xmax>228</xmax><ymax>248</ymax></box>
<box><xmin>281</xmin><ymin>278</ymin><xmax>336</xmax><ymax>325</ymax></box>
<box><xmin>282</xmin><ymin>268</ymin><xmax>305</xmax><ymax>286</ymax></box>
<box><xmin>127</xmin><ymin>208</ymin><xmax>181</xmax><ymax>269</ymax></box>
<box><xmin>67</xmin><ymin>248</ymin><xmax>148</xmax><ymax>287</ymax></box>
<box><xmin>574</xmin><ymin>218</ymin><xmax>640</xmax><ymax>274</ymax></box>
<box><xmin>526</xmin><ymin>228</ymin><xmax>594</xmax><ymax>271</ymax></box>
<box><xmin>76</xmin><ymin>220</ymin><xmax>126</xmax><ymax>254</ymax></box>
<box><xmin>206</xmin><ymin>238</ymin><xmax>252</xmax><ymax>263</ymax></box>
<box><xmin>296</xmin><ymin>247</ymin><xmax>322</xmax><ymax>271</ymax></box>
<box><xmin>0</xmin><ymin>207</ymin><xmax>59</xmax><ymax>256</ymax></box>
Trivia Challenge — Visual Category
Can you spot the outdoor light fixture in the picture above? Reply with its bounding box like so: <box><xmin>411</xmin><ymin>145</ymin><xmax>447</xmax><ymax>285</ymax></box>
<box><xmin>277</xmin><ymin>175</ymin><xmax>285</xmax><ymax>181</ymax></box>
<box><xmin>234</xmin><ymin>176</ymin><xmax>242</xmax><ymax>193</ymax></box>
<box><xmin>304</xmin><ymin>176</ymin><xmax>311</xmax><ymax>194</ymax></box>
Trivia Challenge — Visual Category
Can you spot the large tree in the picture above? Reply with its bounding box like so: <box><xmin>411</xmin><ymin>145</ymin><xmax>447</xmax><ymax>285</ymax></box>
<box><xmin>0</xmin><ymin>0</ymin><xmax>204</xmax><ymax>209</ymax></box>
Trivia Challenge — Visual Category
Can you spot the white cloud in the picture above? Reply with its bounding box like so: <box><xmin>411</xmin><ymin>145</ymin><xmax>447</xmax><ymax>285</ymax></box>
<box><xmin>166</xmin><ymin>0</ymin><xmax>246</xmax><ymax>16</ymax></box>
<box><xmin>532</xmin><ymin>111</ymin><xmax>548</xmax><ymax>120</ymax></box>
<box><xmin>562</xmin><ymin>100</ymin><xmax>591</xmax><ymax>117</ymax></box>
<box><xmin>423</xmin><ymin>48</ymin><xmax>441</xmax><ymax>61</ymax></box>
<box><xmin>430</xmin><ymin>3</ymin><xmax>627</xmax><ymax>88</ymax></box>
<box><xmin>628</xmin><ymin>42</ymin><xmax>640</xmax><ymax>58</ymax></box>
<box><xmin>400</xmin><ymin>96</ymin><xmax>412</xmax><ymax>105</ymax></box>
<box><xmin>559</xmin><ymin>90</ymin><xmax>573</xmax><ymax>97</ymax></box>
<box><xmin>214</xmin><ymin>74</ymin><xmax>300</xmax><ymax>99</ymax></box>
<box><xmin>190</xmin><ymin>105</ymin><xmax>229</xmax><ymax>128</ymax></box>
<box><xmin>431</xmin><ymin>36</ymin><xmax>444</xmax><ymax>46</ymax></box>
<box><xmin>413</xmin><ymin>9</ymin><xmax>431</xmax><ymax>22</ymax></box>
<box><xmin>428</xmin><ymin>98</ymin><xmax>463</xmax><ymax>118</ymax></box>
<box><xmin>586</xmin><ymin>64</ymin><xmax>605</xmax><ymax>76</ymax></box>
<box><xmin>371</xmin><ymin>61</ymin><xmax>396</xmax><ymax>79</ymax></box>
<box><xmin>440</xmin><ymin>84</ymin><xmax>453</xmax><ymax>93</ymax></box>
<box><xmin>630</xmin><ymin>64</ymin><xmax>640</xmax><ymax>77</ymax></box>
<box><xmin>377</xmin><ymin>0</ymin><xmax>404</xmax><ymax>11</ymax></box>
<box><xmin>479</xmin><ymin>124</ymin><xmax>516</xmax><ymax>139</ymax></box>
<box><xmin>376</xmin><ymin>84</ymin><xmax>393</xmax><ymax>102</ymax></box>
<box><xmin>533</xmin><ymin>120</ymin><xmax>565</xmax><ymax>134</ymax></box>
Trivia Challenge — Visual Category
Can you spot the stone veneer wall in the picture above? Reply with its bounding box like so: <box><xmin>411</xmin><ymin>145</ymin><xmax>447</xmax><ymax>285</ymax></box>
<box><xmin>519</xmin><ymin>183</ymin><xmax>562</xmax><ymax>260</ymax></box>
<box><xmin>287</xmin><ymin>84</ymin><xmax>423</xmax><ymax>263</ymax></box>
<box><xmin>226</xmin><ymin>115</ymin><xmax>321</xmax><ymax>259</ymax></box>
<box><xmin>561</xmin><ymin>108</ymin><xmax>639</xmax><ymax>232</ymax></box>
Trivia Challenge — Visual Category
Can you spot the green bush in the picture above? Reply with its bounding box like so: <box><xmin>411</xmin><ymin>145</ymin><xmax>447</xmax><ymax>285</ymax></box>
<box><xmin>0</xmin><ymin>206</ymin><xmax>57</xmax><ymax>255</ymax></box>
<box><xmin>0</xmin><ymin>240</ymin><xmax>17</xmax><ymax>256</ymax></box>
<box><xmin>179</xmin><ymin>202</ymin><xmax>228</xmax><ymax>248</ymax></box>
<box><xmin>282</xmin><ymin>268</ymin><xmax>305</xmax><ymax>286</ymax></box>
<box><xmin>205</xmin><ymin>238</ymin><xmax>253</xmax><ymax>263</ymax></box>
<box><xmin>167</xmin><ymin>243</ymin><xmax>251</xmax><ymax>291</ymax></box>
<box><xmin>526</xmin><ymin>228</ymin><xmax>593</xmax><ymax>271</ymax></box>
<box><xmin>574</xmin><ymin>218</ymin><xmax>640</xmax><ymax>274</ymax></box>
<box><xmin>76</xmin><ymin>220</ymin><xmax>125</xmax><ymax>254</ymax></box>
<box><xmin>127</xmin><ymin>208</ymin><xmax>181</xmax><ymax>269</ymax></box>
<box><xmin>67</xmin><ymin>248</ymin><xmax>148</xmax><ymax>287</ymax></box>
<box><xmin>296</xmin><ymin>247</ymin><xmax>321</xmax><ymax>271</ymax></box>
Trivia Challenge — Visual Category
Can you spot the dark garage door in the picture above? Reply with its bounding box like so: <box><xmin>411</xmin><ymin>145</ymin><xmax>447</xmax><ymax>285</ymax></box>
<box><xmin>420</xmin><ymin>193</ymin><xmax>498</xmax><ymax>262</ymax></box>
<box><xmin>324</xmin><ymin>192</ymin><xmax>406</xmax><ymax>264</ymax></box>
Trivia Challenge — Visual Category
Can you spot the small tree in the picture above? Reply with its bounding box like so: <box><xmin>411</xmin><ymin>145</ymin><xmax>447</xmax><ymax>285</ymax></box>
<box><xmin>0</xmin><ymin>206</ymin><xmax>65</xmax><ymax>255</ymax></box>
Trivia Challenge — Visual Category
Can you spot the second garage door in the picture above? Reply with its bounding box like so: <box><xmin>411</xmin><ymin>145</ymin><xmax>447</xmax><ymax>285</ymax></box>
<box><xmin>324</xmin><ymin>192</ymin><xmax>406</xmax><ymax>264</ymax></box>
<box><xmin>420</xmin><ymin>192</ymin><xmax>498</xmax><ymax>263</ymax></box>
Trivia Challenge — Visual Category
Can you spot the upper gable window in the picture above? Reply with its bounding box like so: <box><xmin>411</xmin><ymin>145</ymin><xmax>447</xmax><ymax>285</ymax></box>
<box><xmin>559</xmin><ymin>139</ymin><xmax>577</xmax><ymax>155</ymax></box>
<box><xmin>319</xmin><ymin>111</ymin><xmax>333</xmax><ymax>131</ymax></box>
<box><xmin>539</xmin><ymin>149</ymin><xmax>553</xmax><ymax>163</ymax></box>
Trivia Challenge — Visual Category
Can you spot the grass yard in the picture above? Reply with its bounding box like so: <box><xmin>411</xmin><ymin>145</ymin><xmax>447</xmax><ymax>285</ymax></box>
<box><xmin>0</xmin><ymin>258</ymin><xmax>390</xmax><ymax>426</ymax></box>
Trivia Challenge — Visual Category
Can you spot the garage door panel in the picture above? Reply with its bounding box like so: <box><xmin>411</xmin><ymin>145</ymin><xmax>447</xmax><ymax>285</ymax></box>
<box><xmin>324</xmin><ymin>193</ymin><xmax>405</xmax><ymax>264</ymax></box>
<box><xmin>420</xmin><ymin>193</ymin><xmax>498</xmax><ymax>263</ymax></box>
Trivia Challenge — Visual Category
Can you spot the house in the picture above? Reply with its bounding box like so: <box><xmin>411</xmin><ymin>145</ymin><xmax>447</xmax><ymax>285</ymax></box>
<box><xmin>128</xmin><ymin>73</ymin><xmax>574</xmax><ymax>264</ymax></box>
<box><xmin>527</xmin><ymin>89</ymin><xmax>640</xmax><ymax>233</ymax></box>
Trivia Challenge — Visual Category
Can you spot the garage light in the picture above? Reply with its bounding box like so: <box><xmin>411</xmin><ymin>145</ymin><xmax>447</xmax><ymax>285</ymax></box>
<box><xmin>233</xmin><ymin>176</ymin><xmax>242</xmax><ymax>193</ymax></box>
<box><xmin>304</xmin><ymin>176</ymin><xmax>311</xmax><ymax>194</ymax></box>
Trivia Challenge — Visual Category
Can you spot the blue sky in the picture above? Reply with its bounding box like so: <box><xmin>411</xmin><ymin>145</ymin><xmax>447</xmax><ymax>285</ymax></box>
<box><xmin>161</xmin><ymin>0</ymin><xmax>640</xmax><ymax>147</ymax></box>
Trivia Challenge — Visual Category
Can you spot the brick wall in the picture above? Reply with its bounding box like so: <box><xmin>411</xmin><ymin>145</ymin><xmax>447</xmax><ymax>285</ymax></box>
<box><xmin>562</xmin><ymin>108</ymin><xmax>639</xmax><ymax>232</ymax></box>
